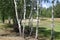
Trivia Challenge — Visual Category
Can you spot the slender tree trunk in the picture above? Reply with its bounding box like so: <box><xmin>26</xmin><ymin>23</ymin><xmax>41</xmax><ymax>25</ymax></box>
<box><xmin>8</xmin><ymin>16</ymin><xmax>11</xmax><ymax>24</ymax></box>
<box><xmin>35</xmin><ymin>0</ymin><xmax>39</xmax><ymax>40</ymax></box>
<box><xmin>29</xmin><ymin>0</ymin><xmax>34</xmax><ymax>36</ymax></box>
<box><xmin>14</xmin><ymin>0</ymin><xmax>21</xmax><ymax>36</ymax></box>
<box><xmin>2</xmin><ymin>14</ymin><xmax>5</xmax><ymax>23</ymax></box>
<box><xmin>23</xmin><ymin>0</ymin><xmax>26</xmax><ymax>37</ymax></box>
<box><xmin>2</xmin><ymin>10</ymin><xmax>5</xmax><ymax>23</ymax></box>
<box><xmin>51</xmin><ymin>0</ymin><xmax>54</xmax><ymax>40</ymax></box>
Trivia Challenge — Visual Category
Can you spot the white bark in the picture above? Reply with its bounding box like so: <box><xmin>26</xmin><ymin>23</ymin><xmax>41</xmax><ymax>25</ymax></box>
<box><xmin>14</xmin><ymin>0</ymin><xmax>21</xmax><ymax>36</ymax></box>
<box><xmin>51</xmin><ymin>0</ymin><xmax>54</xmax><ymax>40</ymax></box>
<box><xmin>29</xmin><ymin>0</ymin><xmax>34</xmax><ymax>36</ymax></box>
<box><xmin>35</xmin><ymin>0</ymin><xmax>39</xmax><ymax>39</ymax></box>
<box><xmin>23</xmin><ymin>0</ymin><xmax>26</xmax><ymax>37</ymax></box>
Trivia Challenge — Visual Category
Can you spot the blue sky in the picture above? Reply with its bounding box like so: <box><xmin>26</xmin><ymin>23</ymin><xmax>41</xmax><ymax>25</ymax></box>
<box><xmin>42</xmin><ymin>0</ymin><xmax>60</xmax><ymax>8</ymax></box>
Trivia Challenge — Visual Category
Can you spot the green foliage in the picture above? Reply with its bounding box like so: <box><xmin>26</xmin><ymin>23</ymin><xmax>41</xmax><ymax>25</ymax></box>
<box><xmin>0</xmin><ymin>0</ymin><xmax>60</xmax><ymax>20</ymax></box>
<box><xmin>39</xmin><ymin>1</ymin><xmax>60</xmax><ymax>18</ymax></box>
<box><xmin>54</xmin><ymin>2</ymin><xmax>60</xmax><ymax>18</ymax></box>
<box><xmin>0</xmin><ymin>0</ymin><xmax>15</xmax><ymax>19</ymax></box>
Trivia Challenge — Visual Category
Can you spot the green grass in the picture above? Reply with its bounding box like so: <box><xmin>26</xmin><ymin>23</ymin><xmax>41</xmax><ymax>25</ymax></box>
<box><xmin>24</xmin><ymin>20</ymin><xmax>60</xmax><ymax>40</ymax></box>
<box><xmin>24</xmin><ymin>19</ymin><xmax>60</xmax><ymax>40</ymax></box>
<box><xmin>38</xmin><ymin>21</ymin><xmax>60</xmax><ymax>40</ymax></box>
<box><xmin>0</xmin><ymin>19</ymin><xmax>60</xmax><ymax>40</ymax></box>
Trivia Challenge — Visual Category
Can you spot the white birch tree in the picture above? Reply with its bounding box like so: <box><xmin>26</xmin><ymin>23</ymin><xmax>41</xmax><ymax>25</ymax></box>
<box><xmin>51</xmin><ymin>0</ymin><xmax>54</xmax><ymax>40</ymax></box>
<box><xmin>22</xmin><ymin>0</ymin><xmax>26</xmax><ymax>37</ymax></box>
<box><xmin>29</xmin><ymin>0</ymin><xmax>34</xmax><ymax>36</ymax></box>
<box><xmin>14</xmin><ymin>0</ymin><xmax>21</xmax><ymax>36</ymax></box>
<box><xmin>35</xmin><ymin>0</ymin><xmax>39</xmax><ymax>40</ymax></box>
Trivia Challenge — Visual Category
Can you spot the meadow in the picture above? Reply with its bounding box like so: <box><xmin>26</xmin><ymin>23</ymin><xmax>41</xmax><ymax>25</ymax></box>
<box><xmin>0</xmin><ymin>18</ymin><xmax>60</xmax><ymax>40</ymax></box>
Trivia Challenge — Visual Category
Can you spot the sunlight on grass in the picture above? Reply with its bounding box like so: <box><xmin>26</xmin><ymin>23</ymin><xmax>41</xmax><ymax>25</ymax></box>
<box><xmin>0</xmin><ymin>18</ymin><xmax>60</xmax><ymax>40</ymax></box>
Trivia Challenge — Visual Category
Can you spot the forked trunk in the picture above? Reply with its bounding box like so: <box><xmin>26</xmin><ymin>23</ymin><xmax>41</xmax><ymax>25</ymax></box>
<box><xmin>14</xmin><ymin>0</ymin><xmax>21</xmax><ymax>36</ymax></box>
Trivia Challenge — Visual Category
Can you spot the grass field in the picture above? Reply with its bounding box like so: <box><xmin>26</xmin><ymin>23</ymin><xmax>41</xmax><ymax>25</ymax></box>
<box><xmin>25</xmin><ymin>18</ymin><xmax>60</xmax><ymax>40</ymax></box>
<box><xmin>21</xmin><ymin>18</ymin><xmax>60</xmax><ymax>40</ymax></box>
<box><xmin>0</xmin><ymin>18</ymin><xmax>60</xmax><ymax>40</ymax></box>
<box><xmin>37</xmin><ymin>18</ymin><xmax>60</xmax><ymax>40</ymax></box>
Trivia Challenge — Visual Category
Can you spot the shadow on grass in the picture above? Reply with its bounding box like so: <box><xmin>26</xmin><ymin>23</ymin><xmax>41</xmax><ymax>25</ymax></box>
<box><xmin>0</xmin><ymin>24</ymin><xmax>60</xmax><ymax>39</ymax></box>
<box><xmin>24</xmin><ymin>26</ymin><xmax>60</xmax><ymax>39</ymax></box>
<box><xmin>38</xmin><ymin>27</ymin><xmax>60</xmax><ymax>39</ymax></box>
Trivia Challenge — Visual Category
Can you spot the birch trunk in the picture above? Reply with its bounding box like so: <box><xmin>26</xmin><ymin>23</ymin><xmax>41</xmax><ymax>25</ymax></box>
<box><xmin>51</xmin><ymin>0</ymin><xmax>54</xmax><ymax>40</ymax></box>
<box><xmin>35</xmin><ymin>0</ymin><xmax>39</xmax><ymax>39</ymax></box>
<box><xmin>23</xmin><ymin>0</ymin><xmax>26</xmax><ymax>37</ymax></box>
<box><xmin>29</xmin><ymin>0</ymin><xmax>34</xmax><ymax>36</ymax></box>
<box><xmin>14</xmin><ymin>0</ymin><xmax>21</xmax><ymax>36</ymax></box>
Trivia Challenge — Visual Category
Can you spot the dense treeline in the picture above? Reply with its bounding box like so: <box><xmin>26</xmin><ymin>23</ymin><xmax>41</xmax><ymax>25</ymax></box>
<box><xmin>0</xmin><ymin>0</ymin><xmax>60</xmax><ymax>23</ymax></box>
<box><xmin>41</xmin><ymin>1</ymin><xmax>60</xmax><ymax>18</ymax></box>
